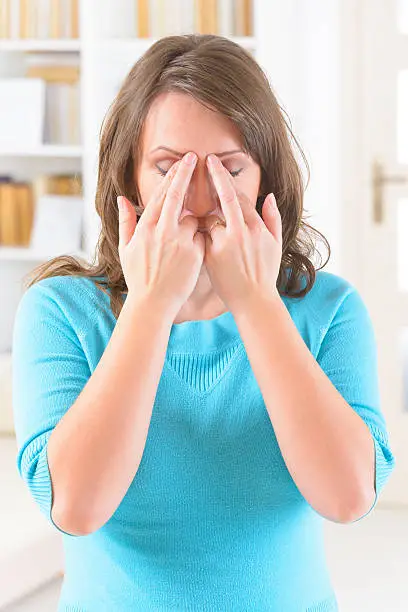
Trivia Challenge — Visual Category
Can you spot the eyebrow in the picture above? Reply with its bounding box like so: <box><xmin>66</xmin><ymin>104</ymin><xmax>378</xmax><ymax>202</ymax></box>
<box><xmin>149</xmin><ymin>146</ymin><xmax>244</xmax><ymax>158</ymax></box>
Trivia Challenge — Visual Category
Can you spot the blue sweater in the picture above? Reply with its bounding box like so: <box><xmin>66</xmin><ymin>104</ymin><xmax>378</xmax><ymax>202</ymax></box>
<box><xmin>12</xmin><ymin>270</ymin><xmax>395</xmax><ymax>612</ymax></box>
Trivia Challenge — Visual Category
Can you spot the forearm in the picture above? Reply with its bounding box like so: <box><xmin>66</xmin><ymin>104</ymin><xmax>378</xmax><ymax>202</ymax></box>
<box><xmin>48</xmin><ymin>293</ymin><xmax>173</xmax><ymax>535</ymax></box>
<box><xmin>233</xmin><ymin>290</ymin><xmax>376</xmax><ymax>523</ymax></box>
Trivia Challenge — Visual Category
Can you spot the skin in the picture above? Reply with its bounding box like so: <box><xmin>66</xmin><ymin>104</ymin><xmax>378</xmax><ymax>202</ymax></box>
<box><xmin>134</xmin><ymin>91</ymin><xmax>262</xmax><ymax>323</ymax></box>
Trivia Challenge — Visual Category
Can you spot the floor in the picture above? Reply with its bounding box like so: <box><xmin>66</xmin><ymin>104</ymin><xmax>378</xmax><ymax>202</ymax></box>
<box><xmin>3</xmin><ymin>506</ymin><xmax>407</xmax><ymax>611</ymax></box>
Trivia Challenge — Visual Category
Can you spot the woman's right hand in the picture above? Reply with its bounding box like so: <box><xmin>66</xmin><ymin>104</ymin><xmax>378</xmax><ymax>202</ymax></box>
<box><xmin>117</xmin><ymin>151</ymin><xmax>206</xmax><ymax>318</ymax></box>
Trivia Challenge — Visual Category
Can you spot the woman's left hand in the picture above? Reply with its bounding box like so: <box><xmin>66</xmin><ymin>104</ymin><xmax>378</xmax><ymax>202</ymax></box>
<box><xmin>202</xmin><ymin>153</ymin><xmax>283</xmax><ymax>314</ymax></box>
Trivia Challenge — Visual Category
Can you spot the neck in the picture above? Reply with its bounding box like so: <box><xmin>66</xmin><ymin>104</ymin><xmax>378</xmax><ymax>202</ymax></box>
<box><xmin>173</xmin><ymin>266</ymin><xmax>227</xmax><ymax>323</ymax></box>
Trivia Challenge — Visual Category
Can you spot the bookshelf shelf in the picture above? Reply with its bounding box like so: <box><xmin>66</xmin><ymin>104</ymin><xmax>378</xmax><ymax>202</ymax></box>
<box><xmin>0</xmin><ymin>39</ymin><xmax>81</xmax><ymax>53</ymax></box>
<box><xmin>0</xmin><ymin>246</ymin><xmax>89</xmax><ymax>262</ymax></box>
<box><xmin>93</xmin><ymin>35</ymin><xmax>256</xmax><ymax>51</ymax></box>
<box><xmin>0</xmin><ymin>145</ymin><xmax>83</xmax><ymax>158</ymax></box>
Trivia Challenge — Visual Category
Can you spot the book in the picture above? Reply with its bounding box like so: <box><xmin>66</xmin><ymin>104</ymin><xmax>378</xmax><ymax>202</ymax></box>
<box><xmin>32</xmin><ymin>174</ymin><xmax>83</xmax><ymax>202</ymax></box>
<box><xmin>19</xmin><ymin>0</ymin><xmax>30</xmax><ymax>38</ymax></box>
<box><xmin>25</xmin><ymin>61</ymin><xmax>80</xmax><ymax>145</ymax></box>
<box><xmin>0</xmin><ymin>78</ymin><xmax>46</xmax><ymax>149</ymax></box>
<box><xmin>0</xmin><ymin>182</ymin><xmax>33</xmax><ymax>246</ymax></box>
<box><xmin>0</xmin><ymin>0</ymin><xmax>10</xmax><ymax>38</ymax></box>
<box><xmin>218</xmin><ymin>0</ymin><xmax>233</xmax><ymax>37</ymax></box>
<box><xmin>30</xmin><ymin>194</ymin><xmax>83</xmax><ymax>255</ymax></box>
<box><xmin>195</xmin><ymin>0</ymin><xmax>218</xmax><ymax>34</ymax></box>
<box><xmin>12</xmin><ymin>0</ymin><xmax>79</xmax><ymax>39</ymax></box>
<box><xmin>15</xmin><ymin>183</ymin><xmax>34</xmax><ymax>246</ymax></box>
<box><xmin>137</xmin><ymin>0</ymin><xmax>149</xmax><ymax>37</ymax></box>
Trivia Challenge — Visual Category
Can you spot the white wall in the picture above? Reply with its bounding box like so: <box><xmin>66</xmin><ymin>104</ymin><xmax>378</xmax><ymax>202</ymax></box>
<box><xmin>255</xmin><ymin>0</ymin><xmax>341</xmax><ymax>274</ymax></box>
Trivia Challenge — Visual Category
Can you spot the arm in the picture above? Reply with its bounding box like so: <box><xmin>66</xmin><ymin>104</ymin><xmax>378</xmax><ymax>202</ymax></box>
<box><xmin>232</xmin><ymin>287</ymin><xmax>396</xmax><ymax>524</ymax></box>
<box><xmin>12</xmin><ymin>281</ymin><xmax>173</xmax><ymax>536</ymax></box>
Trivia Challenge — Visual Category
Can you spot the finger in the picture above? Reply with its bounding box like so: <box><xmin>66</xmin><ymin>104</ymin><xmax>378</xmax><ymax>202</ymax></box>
<box><xmin>137</xmin><ymin>161</ymin><xmax>181</xmax><ymax>228</ymax></box>
<box><xmin>206</xmin><ymin>154</ymin><xmax>245</xmax><ymax>230</ymax></box>
<box><xmin>157</xmin><ymin>152</ymin><xmax>197</xmax><ymax>233</ymax></box>
<box><xmin>179</xmin><ymin>212</ymin><xmax>200</xmax><ymax>237</ymax></box>
<box><xmin>234</xmin><ymin>186</ymin><xmax>264</xmax><ymax>231</ymax></box>
<box><xmin>264</xmin><ymin>193</ymin><xmax>283</xmax><ymax>245</ymax></box>
<box><xmin>117</xmin><ymin>195</ymin><xmax>138</xmax><ymax>248</ymax></box>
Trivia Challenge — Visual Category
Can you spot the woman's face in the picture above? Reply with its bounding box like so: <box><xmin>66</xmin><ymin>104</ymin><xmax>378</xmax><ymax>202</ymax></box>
<box><xmin>135</xmin><ymin>91</ymin><xmax>262</xmax><ymax>225</ymax></box>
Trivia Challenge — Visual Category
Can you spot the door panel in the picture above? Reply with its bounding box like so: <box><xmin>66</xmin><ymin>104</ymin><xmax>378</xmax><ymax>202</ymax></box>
<box><xmin>360</xmin><ymin>0</ymin><xmax>408</xmax><ymax>504</ymax></box>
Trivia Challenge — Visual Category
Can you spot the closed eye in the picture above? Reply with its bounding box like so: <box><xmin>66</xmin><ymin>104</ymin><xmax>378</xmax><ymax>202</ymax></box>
<box><xmin>155</xmin><ymin>164</ymin><xmax>243</xmax><ymax>178</ymax></box>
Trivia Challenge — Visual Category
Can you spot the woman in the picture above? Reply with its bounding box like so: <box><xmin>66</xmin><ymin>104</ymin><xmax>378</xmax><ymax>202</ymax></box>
<box><xmin>12</xmin><ymin>34</ymin><xmax>395</xmax><ymax>611</ymax></box>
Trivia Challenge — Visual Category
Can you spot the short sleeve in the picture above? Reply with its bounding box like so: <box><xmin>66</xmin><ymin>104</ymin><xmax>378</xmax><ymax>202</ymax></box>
<box><xmin>12</xmin><ymin>279</ymin><xmax>92</xmax><ymax>537</ymax></box>
<box><xmin>315</xmin><ymin>287</ymin><xmax>396</xmax><ymax>523</ymax></box>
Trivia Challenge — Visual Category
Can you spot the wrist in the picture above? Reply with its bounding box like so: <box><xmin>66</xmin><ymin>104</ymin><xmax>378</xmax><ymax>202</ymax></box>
<box><xmin>123</xmin><ymin>291</ymin><xmax>176</xmax><ymax>328</ymax></box>
<box><xmin>232</xmin><ymin>287</ymin><xmax>282</xmax><ymax>322</ymax></box>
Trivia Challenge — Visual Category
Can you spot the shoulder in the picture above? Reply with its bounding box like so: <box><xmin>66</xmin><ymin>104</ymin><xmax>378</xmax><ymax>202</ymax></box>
<box><xmin>15</xmin><ymin>274</ymin><xmax>113</xmax><ymax>333</ymax></box>
<box><xmin>305</xmin><ymin>269</ymin><xmax>355</xmax><ymax>303</ymax></box>
<box><xmin>311</xmin><ymin>270</ymin><xmax>370</xmax><ymax>323</ymax></box>
<box><xmin>282</xmin><ymin>269</ymin><xmax>372</xmax><ymax>352</ymax></box>
<box><xmin>286</xmin><ymin>269</ymin><xmax>363</xmax><ymax>314</ymax></box>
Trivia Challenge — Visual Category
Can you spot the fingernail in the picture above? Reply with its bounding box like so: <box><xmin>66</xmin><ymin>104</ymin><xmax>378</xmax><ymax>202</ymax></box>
<box><xmin>207</xmin><ymin>154</ymin><xmax>216</xmax><ymax>167</ymax></box>
<box><xmin>184</xmin><ymin>152</ymin><xmax>197</xmax><ymax>165</ymax></box>
<box><xmin>117</xmin><ymin>196</ymin><xmax>124</xmax><ymax>210</ymax></box>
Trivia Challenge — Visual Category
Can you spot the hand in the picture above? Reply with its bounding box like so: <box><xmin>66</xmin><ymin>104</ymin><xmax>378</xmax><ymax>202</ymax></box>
<box><xmin>117</xmin><ymin>152</ymin><xmax>206</xmax><ymax>318</ymax></box>
<box><xmin>202</xmin><ymin>153</ymin><xmax>282</xmax><ymax>314</ymax></box>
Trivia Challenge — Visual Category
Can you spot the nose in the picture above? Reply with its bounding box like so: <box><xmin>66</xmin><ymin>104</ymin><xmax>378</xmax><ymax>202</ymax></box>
<box><xmin>182</xmin><ymin>159</ymin><xmax>220</xmax><ymax>219</ymax></box>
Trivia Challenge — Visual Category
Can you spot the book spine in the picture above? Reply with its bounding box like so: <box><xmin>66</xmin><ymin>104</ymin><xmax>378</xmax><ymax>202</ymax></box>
<box><xmin>10</xmin><ymin>0</ymin><xmax>20</xmax><ymax>38</ymax></box>
<box><xmin>26</xmin><ymin>65</ymin><xmax>80</xmax><ymax>82</ymax></box>
<box><xmin>37</xmin><ymin>0</ymin><xmax>50</xmax><ymax>38</ymax></box>
<box><xmin>71</xmin><ymin>0</ymin><xmax>79</xmax><ymax>38</ymax></box>
<box><xmin>19</xmin><ymin>0</ymin><xmax>30</xmax><ymax>38</ymax></box>
<box><xmin>196</xmin><ymin>0</ymin><xmax>217</xmax><ymax>34</ymax></box>
<box><xmin>60</xmin><ymin>0</ymin><xmax>69</xmax><ymax>37</ymax></box>
<box><xmin>207</xmin><ymin>0</ymin><xmax>218</xmax><ymax>34</ymax></box>
<box><xmin>0</xmin><ymin>184</ymin><xmax>4</xmax><ymax>244</ymax></box>
<box><xmin>16</xmin><ymin>184</ymin><xmax>34</xmax><ymax>246</ymax></box>
<box><xmin>0</xmin><ymin>184</ymin><xmax>20</xmax><ymax>246</ymax></box>
<box><xmin>234</xmin><ymin>0</ymin><xmax>245</xmax><ymax>36</ymax></box>
<box><xmin>0</xmin><ymin>0</ymin><xmax>10</xmax><ymax>38</ymax></box>
<box><xmin>58</xmin><ymin>83</ymin><xmax>67</xmax><ymax>144</ymax></box>
<box><xmin>148</xmin><ymin>0</ymin><xmax>159</xmax><ymax>37</ymax></box>
<box><xmin>137</xmin><ymin>0</ymin><xmax>149</xmax><ymax>37</ymax></box>
<box><xmin>243</xmin><ymin>0</ymin><xmax>252</xmax><ymax>36</ymax></box>
<box><xmin>195</xmin><ymin>0</ymin><xmax>204</xmax><ymax>33</ymax></box>
<box><xmin>218</xmin><ymin>0</ymin><xmax>233</xmax><ymax>37</ymax></box>
<box><xmin>50</xmin><ymin>0</ymin><xmax>61</xmax><ymax>37</ymax></box>
<box><xmin>180</xmin><ymin>0</ymin><xmax>194</xmax><ymax>34</ymax></box>
<box><xmin>29</xmin><ymin>0</ymin><xmax>37</xmax><ymax>37</ymax></box>
<box><xmin>68</xmin><ymin>81</ymin><xmax>80</xmax><ymax>144</ymax></box>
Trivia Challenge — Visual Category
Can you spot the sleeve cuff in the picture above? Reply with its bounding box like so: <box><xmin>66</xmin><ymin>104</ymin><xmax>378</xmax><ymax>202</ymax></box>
<box><xmin>349</xmin><ymin>424</ymin><xmax>396</xmax><ymax>523</ymax></box>
<box><xmin>17</xmin><ymin>431</ymin><xmax>81</xmax><ymax>538</ymax></box>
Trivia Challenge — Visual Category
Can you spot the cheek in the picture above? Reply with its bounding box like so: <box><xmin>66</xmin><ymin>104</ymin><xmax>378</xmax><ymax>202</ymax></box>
<box><xmin>237</xmin><ymin>171</ymin><xmax>261</xmax><ymax>203</ymax></box>
<box><xmin>136</xmin><ymin>168</ymin><xmax>159</xmax><ymax>208</ymax></box>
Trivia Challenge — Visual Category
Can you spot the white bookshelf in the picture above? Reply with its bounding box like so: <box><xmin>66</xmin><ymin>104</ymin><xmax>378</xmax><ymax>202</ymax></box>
<box><xmin>0</xmin><ymin>144</ymin><xmax>83</xmax><ymax>157</ymax></box>
<box><xmin>0</xmin><ymin>246</ymin><xmax>89</xmax><ymax>261</ymax></box>
<box><xmin>0</xmin><ymin>0</ymin><xmax>298</xmax><ymax>606</ymax></box>
<box><xmin>0</xmin><ymin>38</ymin><xmax>82</xmax><ymax>52</ymax></box>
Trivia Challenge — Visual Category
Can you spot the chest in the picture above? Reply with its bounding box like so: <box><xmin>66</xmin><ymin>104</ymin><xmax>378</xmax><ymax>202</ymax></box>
<box><xmin>116</xmin><ymin>344</ymin><xmax>306</xmax><ymax>526</ymax></box>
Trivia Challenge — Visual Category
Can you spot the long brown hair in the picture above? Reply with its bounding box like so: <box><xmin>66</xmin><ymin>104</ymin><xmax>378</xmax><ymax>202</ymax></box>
<box><xmin>24</xmin><ymin>33</ymin><xmax>330</xmax><ymax>320</ymax></box>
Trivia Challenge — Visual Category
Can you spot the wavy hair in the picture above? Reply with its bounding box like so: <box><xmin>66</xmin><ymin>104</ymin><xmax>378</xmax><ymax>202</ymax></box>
<box><xmin>25</xmin><ymin>33</ymin><xmax>330</xmax><ymax>319</ymax></box>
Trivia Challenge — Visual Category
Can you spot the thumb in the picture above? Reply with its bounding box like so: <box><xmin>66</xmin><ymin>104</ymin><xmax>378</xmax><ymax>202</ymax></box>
<box><xmin>117</xmin><ymin>195</ymin><xmax>137</xmax><ymax>247</ymax></box>
<box><xmin>262</xmin><ymin>193</ymin><xmax>282</xmax><ymax>244</ymax></box>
